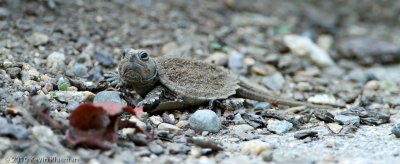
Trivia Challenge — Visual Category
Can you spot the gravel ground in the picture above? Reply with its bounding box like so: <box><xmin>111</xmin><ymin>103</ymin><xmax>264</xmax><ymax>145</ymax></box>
<box><xmin>1</xmin><ymin>0</ymin><xmax>400</xmax><ymax>163</ymax></box>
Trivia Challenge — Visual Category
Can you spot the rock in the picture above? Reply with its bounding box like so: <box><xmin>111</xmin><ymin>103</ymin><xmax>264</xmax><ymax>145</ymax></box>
<box><xmin>327</xmin><ymin>123</ymin><xmax>342</xmax><ymax>134</ymax></box>
<box><xmin>53</xmin><ymin>91</ymin><xmax>95</xmax><ymax>110</ymax></box>
<box><xmin>206</xmin><ymin>52</ymin><xmax>228</xmax><ymax>66</ymax></box>
<box><xmin>176</xmin><ymin>120</ymin><xmax>189</xmax><ymax>129</ymax></box>
<box><xmin>0</xmin><ymin>117</ymin><xmax>29</xmax><ymax>140</ymax></box>
<box><xmin>337</xmin><ymin>38</ymin><xmax>400</xmax><ymax>65</ymax></box>
<box><xmin>317</xmin><ymin>34</ymin><xmax>333</xmax><ymax>51</ymax></box>
<box><xmin>28</xmin><ymin>32</ymin><xmax>49</xmax><ymax>46</ymax></box>
<box><xmin>241</xmin><ymin>140</ymin><xmax>273</xmax><ymax>156</ymax></box>
<box><xmin>157</xmin><ymin>123</ymin><xmax>181</xmax><ymax>135</ymax></box>
<box><xmin>334</xmin><ymin>115</ymin><xmax>360</xmax><ymax>126</ymax></box>
<box><xmin>31</xmin><ymin>126</ymin><xmax>65</xmax><ymax>151</ymax></box>
<box><xmin>189</xmin><ymin>109</ymin><xmax>221</xmax><ymax>133</ymax></box>
<box><xmin>94</xmin><ymin>52</ymin><xmax>115</xmax><ymax>67</ymax></box>
<box><xmin>47</xmin><ymin>52</ymin><xmax>66</xmax><ymax>74</ymax></box>
<box><xmin>73</xmin><ymin>63</ymin><xmax>88</xmax><ymax>77</ymax></box>
<box><xmin>233</xmin><ymin>124</ymin><xmax>256</xmax><ymax>140</ymax></box>
<box><xmin>228</xmin><ymin>51</ymin><xmax>246</xmax><ymax>74</ymax></box>
<box><xmin>391</xmin><ymin>124</ymin><xmax>400</xmax><ymax>138</ymax></box>
<box><xmin>93</xmin><ymin>91</ymin><xmax>122</xmax><ymax>104</ymax></box>
<box><xmin>6</xmin><ymin>67</ymin><xmax>21</xmax><ymax>79</ymax></box>
<box><xmin>254</xmin><ymin>102</ymin><xmax>273</xmax><ymax>111</ymax></box>
<box><xmin>148</xmin><ymin>142</ymin><xmax>164</xmax><ymax>155</ymax></box>
<box><xmin>162</xmin><ymin>113</ymin><xmax>176</xmax><ymax>124</ymax></box>
<box><xmin>294</xmin><ymin>130</ymin><xmax>318</xmax><ymax>139</ymax></box>
<box><xmin>20</xmin><ymin>64</ymin><xmax>40</xmax><ymax>82</ymax></box>
<box><xmin>232</xmin><ymin>13</ymin><xmax>279</xmax><ymax>27</ymax></box>
<box><xmin>0</xmin><ymin>7</ymin><xmax>10</xmax><ymax>20</ymax></box>
<box><xmin>307</xmin><ymin>94</ymin><xmax>340</xmax><ymax>105</ymax></box>
<box><xmin>267</xmin><ymin>120</ymin><xmax>293</xmax><ymax>134</ymax></box>
<box><xmin>129</xmin><ymin>116</ymin><xmax>147</xmax><ymax>130</ymax></box>
<box><xmin>261</xmin><ymin>73</ymin><xmax>285</xmax><ymax>91</ymax></box>
<box><xmin>283</xmin><ymin>34</ymin><xmax>335</xmax><ymax>67</ymax></box>
<box><xmin>187</xmin><ymin>136</ymin><xmax>223</xmax><ymax>151</ymax></box>
<box><xmin>314</xmin><ymin>110</ymin><xmax>335</xmax><ymax>123</ymax></box>
<box><xmin>169</xmin><ymin>143</ymin><xmax>190</xmax><ymax>154</ymax></box>
<box><xmin>296</xmin><ymin>82</ymin><xmax>313</xmax><ymax>91</ymax></box>
<box><xmin>149</xmin><ymin>115</ymin><xmax>163</xmax><ymax>127</ymax></box>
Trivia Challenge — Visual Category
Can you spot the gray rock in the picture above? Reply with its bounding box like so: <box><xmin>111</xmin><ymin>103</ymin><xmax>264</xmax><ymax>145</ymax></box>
<box><xmin>47</xmin><ymin>52</ymin><xmax>66</xmax><ymax>74</ymax></box>
<box><xmin>228</xmin><ymin>51</ymin><xmax>246</xmax><ymax>74</ymax></box>
<box><xmin>334</xmin><ymin>115</ymin><xmax>360</xmax><ymax>126</ymax></box>
<box><xmin>28</xmin><ymin>32</ymin><xmax>49</xmax><ymax>46</ymax></box>
<box><xmin>0</xmin><ymin>117</ymin><xmax>29</xmax><ymax>140</ymax></box>
<box><xmin>93</xmin><ymin>91</ymin><xmax>122</xmax><ymax>104</ymax></box>
<box><xmin>6</xmin><ymin>67</ymin><xmax>21</xmax><ymax>79</ymax></box>
<box><xmin>267</xmin><ymin>120</ymin><xmax>293</xmax><ymax>134</ymax></box>
<box><xmin>261</xmin><ymin>73</ymin><xmax>285</xmax><ymax>91</ymax></box>
<box><xmin>189</xmin><ymin>109</ymin><xmax>221</xmax><ymax>133</ymax></box>
<box><xmin>148</xmin><ymin>141</ymin><xmax>164</xmax><ymax>155</ymax></box>
<box><xmin>0</xmin><ymin>7</ymin><xmax>10</xmax><ymax>20</ymax></box>
<box><xmin>149</xmin><ymin>115</ymin><xmax>163</xmax><ymax>127</ymax></box>
<box><xmin>157</xmin><ymin>123</ymin><xmax>181</xmax><ymax>135</ymax></box>
<box><xmin>53</xmin><ymin>91</ymin><xmax>95</xmax><ymax>110</ymax></box>
<box><xmin>169</xmin><ymin>143</ymin><xmax>190</xmax><ymax>154</ymax></box>
<box><xmin>294</xmin><ymin>130</ymin><xmax>318</xmax><ymax>139</ymax></box>
<box><xmin>254</xmin><ymin>102</ymin><xmax>273</xmax><ymax>111</ymax></box>
<box><xmin>73</xmin><ymin>63</ymin><xmax>88</xmax><ymax>77</ymax></box>
<box><xmin>95</xmin><ymin>52</ymin><xmax>115</xmax><ymax>67</ymax></box>
<box><xmin>391</xmin><ymin>124</ymin><xmax>400</xmax><ymax>138</ymax></box>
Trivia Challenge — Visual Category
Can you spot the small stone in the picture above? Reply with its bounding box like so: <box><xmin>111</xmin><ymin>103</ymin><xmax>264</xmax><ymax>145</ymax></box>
<box><xmin>176</xmin><ymin>120</ymin><xmax>189</xmax><ymax>128</ymax></box>
<box><xmin>391</xmin><ymin>124</ymin><xmax>400</xmax><ymax>138</ymax></box>
<box><xmin>28</xmin><ymin>32</ymin><xmax>49</xmax><ymax>46</ymax></box>
<box><xmin>6</xmin><ymin>67</ymin><xmax>21</xmax><ymax>79</ymax></box>
<box><xmin>94</xmin><ymin>52</ymin><xmax>115</xmax><ymax>67</ymax></box>
<box><xmin>31</xmin><ymin>126</ymin><xmax>65</xmax><ymax>150</ymax></box>
<box><xmin>334</xmin><ymin>115</ymin><xmax>360</xmax><ymax>126</ymax></box>
<box><xmin>189</xmin><ymin>109</ymin><xmax>221</xmax><ymax>133</ymax></box>
<box><xmin>206</xmin><ymin>52</ymin><xmax>228</xmax><ymax>66</ymax></box>
<box><xmin>169</xmin><ymin>143</ymin><xmax>190</xmax><ymax>154</ymax></box>
<box><xmin>261</xmin><ymin>73</ymin><xmax>285</xmax><ymax>91</ymax></box>
<box><xmin>228</xmin><ymin>51</ymin><xmax>246</xmax><ymax>74</ymax></box>
<box><xmin>294</xmin><ymin>130</ymin><xmax>318</xmax><ymax>139</ymax></box>
<box><xmin>327</xmin><ymin>123</ymin><xmax>342</xmax><ymax>134</ymax></box>
<box><xmin>157</xmin><ymin>123</ymin><xmax>181</xmax><ymax>135</ymax></box>
<box><xmin>93</xmin><ymin>91</ymin><xmax>122</xmax><ymax>104</ymax></box>
<box><xmin>283</xmin><ymin>34</ymin><xmax>335</xmax><ymax>67</ymax></box>
<box><xmin>296</xmin><ymin>82</ymin><xmax>313</xmax><ymax>91</ymax></box>
<box><xmin>149</xmin><ymin>116</ymin><xmax>163</xmax><ymax>127</ymax></box>
<box><xmin>0</xmin><ymin>7</ymin><xmax>10</xmax><ymax>20</ymax></box>
<box><xmin>0</xmin><ymin>117</ymin><xmax>29</xmax><ymax>140</ymax></box>
<box><xmin>162</xmin><ymin>113</ymin><xmax>176</xmax><ymax>124</ymax></box>
<box><xmin>233</xmin><ymin>124</ymin><xmax>256</xmax><ymax>140</ymax></box>
<box><xmin>148</xmin><ymin>142</ymin><xmax>164</xmax><ymax>155</ymax></box>
<box><xmin>307</xmin><ymin>94</ymin><xmax>339</xmax><ymax>105</ymax></box>
<box><xmin>364</xmin><ymin>80</ymin><xmax>379</xmax><ymax>91</ymax></box>
<box><xmin>241</xmin><ymin>140</ymin><xmax>273</xmax><ymax>156</ymax></box>
<box><xmin>129</xmin><ymin>116</ymin><xmax>147</xmax><ymax>130</ymax></box>
<box><xmin>73</xmin><ymin>63</ymin><xmax>88</xmax><ymax>77</ymax></box>
<box><xmin>47</xmin><ymin>52</ymin><xmax>66</xmax><ymax>74</ymax></box>
<box><xmin>53</xmin><ymin>91</ymin><xmax>95</xmax><ymax>104</ymax></box>
<box><xmin>314</xmin><ymin>110</ymin><xmax>335</xmax><ymax>123</ymax></box>
<box><xmin>267</xmin><ymin>120</ymin><xmax>293</xmax><ymax>134</ymax></box>
<box><xmin>254</xmin><ymin>102</ymin><xmax>273</xmax><ymax>111</ymax></box>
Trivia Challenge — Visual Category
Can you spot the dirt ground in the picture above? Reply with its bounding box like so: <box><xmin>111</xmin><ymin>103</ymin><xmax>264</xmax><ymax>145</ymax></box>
<box><xmin>1</xmin><ymin>0</ymin><xmax>400</xmax><ymax>163</ymax></box>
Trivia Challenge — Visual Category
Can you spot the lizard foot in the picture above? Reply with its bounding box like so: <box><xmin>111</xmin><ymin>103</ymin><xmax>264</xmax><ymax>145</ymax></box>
<box><xmin>104</xmin><ymin>72</ymin><xmax>124</xmax><ymax>88</ymax></box>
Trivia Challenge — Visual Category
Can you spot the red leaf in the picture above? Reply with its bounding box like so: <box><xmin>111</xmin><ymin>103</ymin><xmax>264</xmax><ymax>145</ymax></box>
<box><xmin>123</xmin><ymin>105</ymin><xmax>143</xmax><ymax>117</ymax></box>
<box><xmin>69</xmin><ymin>104</ymin><xmax>110</xmax><ymax>131</ymax></box>
<box><xmin>93</xmin><ymin>102</ymin><xmax>124</xmax><ymax>116</ymax></box>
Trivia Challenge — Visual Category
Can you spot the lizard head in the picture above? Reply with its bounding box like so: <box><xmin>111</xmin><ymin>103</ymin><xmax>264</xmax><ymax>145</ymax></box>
<box><xmin>118</xmin><ymin>48</ymin><xmax>158</xmax><ymax>86</ymax></box>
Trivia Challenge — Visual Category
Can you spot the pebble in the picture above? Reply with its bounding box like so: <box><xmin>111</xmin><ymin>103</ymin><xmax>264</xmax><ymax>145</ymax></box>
<box><xmin>0</xmin><ymin>117</ymin><xmax>29</xmax><ymax>140</ymax></box>
<box><xmin>283</xmin><ymin>34</ymin><xmax>335</xmax><ymax>67</ymax></box>
<box><xmin>47</xmin><ymin>52</ymin><xmax>66</xmax><ymax>74</ymax></box>
<box><xmin>391</xmin><ymin>124</ymin><xmax>400</xmax><ymax>138</ymax></box>
<box><xmin>0</xmin><ymin>7</ymin><xmax>10</xmax><ymax>20</ymax></box>
<box><xmin>241</xmin><ymin>140</ymin><xmax>273</xmax><ymax>156</ymax></box>
<box><xmin>169</xmin><ymin>143</ymin><xmax>190</xmax><ymax>154</ymax></box>
<box><xmin>176</xmin><ymin>120</ymin><xmax>189</xmax><ymax>129</ymax></box>
<box><xmin>73</xmin><ymin>63</ymin><xmax>88</xmax><ymax>77</ymax></box>
<box><xmin>28</xmin><ymin>32</ymin><xmax>49</xmax><ymax>46</ymax></box>
<box><xmin>31</xmin><ymin>126</ymin><xmax>65</xmax><ymax>150</ymax></box>
<box><xmin>307</xmin><ymin>94</ymin><xmax>338</xmax><ymax>105</ymax></box>
<box><xmin>148</xmin><ymin>142</ymin><xmax>164</xmax><ymax>155</ymax></box>
<box><xmin>327</xmin><ymin>123</ymin><xmax>342</xmax><ymax>134</ymax></box>
<box><xmin>93</xmin><ymin>91</ymin><xmax>123</xmax><ymax>104</ymax></box>
<box><xmin>129</xmin><ymin>116</ymin><xmax>147</xmax><ymax>130</ymax></box>
<box><xmin>189</xmin><ymin>109</ymin><xmax>221</xmax><ymax>133</ymax></box>
<box><xmin>228</xmin><ymin>51</ymin><xmax>246</xmax><ymax>74</ymax></box>
<box><xmin>149</xmin><ymin>116</ymin><xmax>163</xmax><ymax>127</ymax></box>
<box><xmin>233</xmin><ymin>124</ymin><xmax>256</xmax><ymax>140</ymax></box>
<box><xmin>254</xmin><ymin>102</ymin><xmax>273</xmax><ymax>111</ymax></box>
<box><xmin>294</xmin><ymin>130</ymin><xmax>318</xmax><ymax>139</ymax></box>
<box><xmin>6</xmin><ymin>67</ymin><xmax>21</xmax><ymax>79</ymax></box>
<box><xmin>52</xmin><ymin>91</ymin><xmax>95</xmax><ymax>110</ymax></box>
<box><xmin>206</xmin><ymin>52</ymin><xmax>228</xmax><ymax>66</ymax></box>
<box><xmin>314</xmin><ymin>110</ymin><xmax>335</xmax><ymax>123</ymax></box>
<box><xmin>267</xmin><ymin>120</ymin><xmax>293</xmax><ymax>134</ymax></box>
<box><xmin>20</xmin><ymin>64</ymin><xmax>40</xmax><ymax>82</ymax></box>
<box><xmin>94</xmin><ymin>52</ymin><xmax>115</xmax><ymax>67</ymax></box>
<box><xmin>261</xmin><ymin>73</ymin><xmax>285</xmax><ymax>91</ymax></box>
<box><xmin>334</xmin><ymin>115</ymin><xmax>360</xmax><ymax>126</ymax></box>
<box><xmin>157</xmin><ymin>123</ymin><xmax>181</xmax><ymax>135</ymax></box>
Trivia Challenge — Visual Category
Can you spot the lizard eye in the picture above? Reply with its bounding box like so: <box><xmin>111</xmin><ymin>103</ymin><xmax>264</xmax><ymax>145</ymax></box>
<box><xmin>140</xmin><ymin>52</ymin><xmax>149</xmax><ymax>61</ymax></box>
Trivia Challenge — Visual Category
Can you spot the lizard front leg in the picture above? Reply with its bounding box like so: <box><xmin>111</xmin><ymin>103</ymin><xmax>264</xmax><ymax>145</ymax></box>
<box><xmin>104</xmin><ymin>72</ymin><xmax>125</xmax><ymax>88</ymax></box>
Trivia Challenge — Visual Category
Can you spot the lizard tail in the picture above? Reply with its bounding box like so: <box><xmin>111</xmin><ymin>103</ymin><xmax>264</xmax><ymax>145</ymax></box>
<box><xmin>236</xmin><ymin>87</ymin><xmax>343</xmax><ymax>110</ymax></box>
